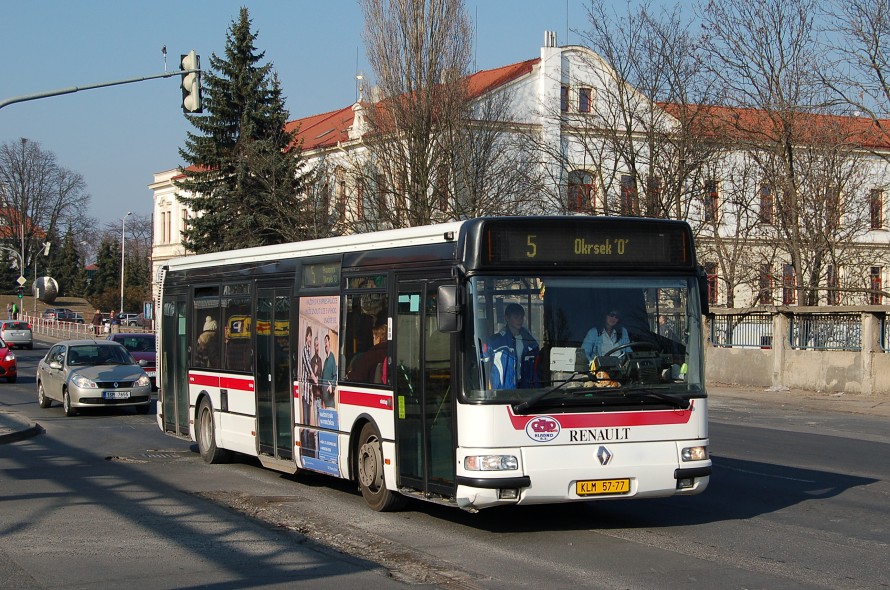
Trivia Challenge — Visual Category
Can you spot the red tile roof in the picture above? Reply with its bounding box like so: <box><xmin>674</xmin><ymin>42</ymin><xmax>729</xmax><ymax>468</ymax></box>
<box><xmin>286</xmin><ymin>58</ymin><xmax>540</xmax><ymax>151</ymax></box>
<box><xmin>661</xmin><ymin>103</ymin><xmax>890</xmax><ymax>149</ymax></box>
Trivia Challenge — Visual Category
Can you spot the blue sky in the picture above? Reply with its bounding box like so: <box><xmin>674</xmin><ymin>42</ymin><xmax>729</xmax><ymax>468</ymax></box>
<box><xmin>0</xmin><ymin>0</ymin><xmax>589</xmax><ymax>224</ymax></box>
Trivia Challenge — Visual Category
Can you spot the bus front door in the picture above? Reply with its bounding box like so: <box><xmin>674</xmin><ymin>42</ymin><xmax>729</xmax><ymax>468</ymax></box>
<box><xmin>256</xmin><ymin>287</ymin><xmax>293</xmax><ymax>460</ymax></box>
<box><xmin>395</xmin><ymin>279</ymin><xmax>455</xmax><ymax>498</ymax></box>
<box><xmin>161</xmin><ymin>297</ymin><xmax>189</xmax><ymax>436</ymax></box>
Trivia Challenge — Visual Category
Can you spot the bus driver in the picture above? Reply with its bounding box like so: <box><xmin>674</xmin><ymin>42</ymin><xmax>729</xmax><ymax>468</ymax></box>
<box><xmin>484</xmin><ymin>303</ymin><xmax>540</xmax><ymax>389</ymax></box>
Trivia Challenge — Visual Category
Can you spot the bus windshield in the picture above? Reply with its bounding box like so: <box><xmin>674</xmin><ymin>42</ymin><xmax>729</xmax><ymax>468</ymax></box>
<box><xmin>463</xmin><ymin>275</ymin><xmax>704</xmax><ymax>404</ymax></box>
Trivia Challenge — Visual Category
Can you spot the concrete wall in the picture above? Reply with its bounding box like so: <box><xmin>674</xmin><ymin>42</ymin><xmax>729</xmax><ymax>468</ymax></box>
<box><xmin>705</xmin><ymin>307</ymin><xmax>889</xmax><ymax>395</ymax></box>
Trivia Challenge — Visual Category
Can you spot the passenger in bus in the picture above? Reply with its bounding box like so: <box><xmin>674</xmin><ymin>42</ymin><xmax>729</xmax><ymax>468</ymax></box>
<box><xmin>196</xmin><ymin>316</ymin><xmax>219</xmax><ymax>367</ymax></box>
<box><xmin>484</xmin><ymin>303</ymin><xmax>540</xmax><ymax>389</ymax></box>
<box><xmin>346</xmin><ymin>320</ymin><xmax>388</xmax><ymax>384</ymax></box>
<box><xmin>581</xmin><ymin>309</ymin><xmax>631</xmax><ymax>361</ymax></box>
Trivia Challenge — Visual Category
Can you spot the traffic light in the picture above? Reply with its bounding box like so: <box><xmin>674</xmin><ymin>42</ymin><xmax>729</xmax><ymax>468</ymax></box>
<box><xmin>16</xmin><ymin>286</ymin><xmax>23</xmax><ymax>299</ymax></box>
<box><xmin>180</xmin><ymin>50</ymin><xmax>202</xmax><ymax>113</ymax></box>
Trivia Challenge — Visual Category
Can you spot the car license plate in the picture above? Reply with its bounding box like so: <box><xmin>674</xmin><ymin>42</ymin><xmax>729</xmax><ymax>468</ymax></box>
<box><xmin>575</xmin><ymin>478</ymin><xmax>631</xmax><ymax>496</ymax></box>
<box><xmin>103</xmin><ymin>391</ymin><xmax>131</xmax><ymax>400</ymax></box>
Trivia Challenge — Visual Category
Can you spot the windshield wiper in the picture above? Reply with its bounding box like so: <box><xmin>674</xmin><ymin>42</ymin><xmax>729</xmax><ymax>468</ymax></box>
<box><xmin>621</xmin><ymin>388</ymin><xmax>690</xmax><ymax>409</ymax></box>
<box><xmin>513</xmin><ymin>372</ymin><xmax>594</xmax><ymax>414</ymax></box>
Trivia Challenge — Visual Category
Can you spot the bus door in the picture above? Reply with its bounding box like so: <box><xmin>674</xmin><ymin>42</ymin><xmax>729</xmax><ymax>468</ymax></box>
<box><xmin>161</xmin><ymin>297</ymin><xmax>190</xmax><ymax>436</ymax></box>
<box><xmin>255</xmin><ymin>287</ymin><xmax>293</xmax><ymax>460</ymax></box>
<box><xmin>394</xmin><ymin>277</ymin><xmax>455</xmax><ymax>497</ymax></box>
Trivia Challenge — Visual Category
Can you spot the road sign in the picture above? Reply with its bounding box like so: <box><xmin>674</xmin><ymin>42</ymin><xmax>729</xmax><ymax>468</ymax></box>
<box><xmin>16</xmin><ymin>276</ymin><xmax>26</xmax><ymax>286</ymax></box>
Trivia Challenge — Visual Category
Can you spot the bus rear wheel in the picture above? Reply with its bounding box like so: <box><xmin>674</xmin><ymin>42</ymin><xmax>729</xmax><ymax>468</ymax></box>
<box><xmin>356</xmin><ymin>423</ymin><xmax>407</xmax><ymax>512</ymax></box>
<box><xmin>197</xmin><ymin>398</ymin><xmax>232</xmax><ymax>464</ymax></box>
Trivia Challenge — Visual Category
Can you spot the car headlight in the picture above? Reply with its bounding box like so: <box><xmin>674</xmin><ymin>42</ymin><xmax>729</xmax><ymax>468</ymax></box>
<box><xmin>4</xmin><ymin>353</ymin><xmax>14</xmax><ymax>362</ymax></box>
<box><xmin>135</xmin><ymin>374</ymin><xmax>151</xmax><ymax>388</ymax></box>
<box><xmin>464</xmin><ymin>455</ymin><xmax>519</xmax><ymax>471</ymax></box>
<box><xmin>71</xmin><ymin>373</ymin><xmax>98</xmax><ymax>389</ymax></box>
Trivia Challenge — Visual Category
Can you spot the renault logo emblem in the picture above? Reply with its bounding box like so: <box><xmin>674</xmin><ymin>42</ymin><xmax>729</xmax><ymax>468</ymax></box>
<box><xmin>596</xmin><ymin>446</ymin><xmax>612</xmax><ymax>466</ymax></box>
<box><xmin>113</xmin><ymin>382</ymin><xmax>119</xmax><ymax>388</ymax></box>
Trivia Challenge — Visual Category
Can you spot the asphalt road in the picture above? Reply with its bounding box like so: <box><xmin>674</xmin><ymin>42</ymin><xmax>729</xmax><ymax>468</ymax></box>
<box><xmin>2</xmin><ymin>340</ymin><xmax>889</xmax><ymax>589</ymax></box>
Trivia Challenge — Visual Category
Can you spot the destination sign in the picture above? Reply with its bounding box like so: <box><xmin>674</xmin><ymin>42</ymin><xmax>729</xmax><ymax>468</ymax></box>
<box><xmin>482</xmin><ymin>219</ymin><xmax>693</xmax><ymax>267</ymax></box>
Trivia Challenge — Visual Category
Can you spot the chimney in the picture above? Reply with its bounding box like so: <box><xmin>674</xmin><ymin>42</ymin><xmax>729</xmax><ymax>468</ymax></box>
<box><xmin>544</xmin><ymin>30</ymin><xmax>557</xmax><ymax>48</ymax></box>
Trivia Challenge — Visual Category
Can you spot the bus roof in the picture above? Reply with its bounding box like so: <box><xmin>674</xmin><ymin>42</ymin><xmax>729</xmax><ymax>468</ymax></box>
<box><xmin>163</xmin><ymin>220</ymin><xmax>466</xmax><ymax>271</ymax></box>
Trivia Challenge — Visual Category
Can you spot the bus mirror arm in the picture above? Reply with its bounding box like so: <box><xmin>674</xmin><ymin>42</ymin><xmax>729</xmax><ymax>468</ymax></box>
<box><xmin>436</xmin><ymin>284</ymin><xmax>462</xmax><ymax>333</ymax></box>
<box><xmin>696</xmin><ymin>265</ymin><xmax>710</xmax><ymax>316</ymax></box>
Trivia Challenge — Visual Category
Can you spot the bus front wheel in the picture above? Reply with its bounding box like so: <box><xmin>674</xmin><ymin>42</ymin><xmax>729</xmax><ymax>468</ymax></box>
<box><xmin>197</xmin><ymin>398</ymin><xmax>232</xmax><ymax>464</ymax></box>
<box><xmin>356</xmin><ymin>423</ymin><xmax>407</xmax><ymax>512</ymax></box>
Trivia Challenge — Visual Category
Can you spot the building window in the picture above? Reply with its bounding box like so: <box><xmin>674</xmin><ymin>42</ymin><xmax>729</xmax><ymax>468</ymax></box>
<box><xmin>620</xmin><ymin>174</ymin><xmax>639</xmax><ymax>216</ymax></box>
<box><xmin>560</xmin><ymin>85</ymin><xmax>569</xmax><ymax>113</ymax></box>
<box><xmin>705</xmin><ymin>262</ymin><xmax>718</xmax><ymax>305</ymax></box>
<box><xmin>704</xmin><ymin>179</ymin><xmax>719</xmax><ymax>222</ymax></box>
<box><xmin>870</xmin><ymin>189</ymin><xmax>884</xmax><ymax>230</ymax></box>
<box><xmin>356</xmin><ymin>182</ymin><xmax>364</xmax><ymax>219</ymax></box>
<box><xmin>758</xmin><ymin>264</ymin><xmax>773</xmax><ymax>305</ymax></box>
<box><xmin>375</xmin><ymin>173</ymin><xmax>387</xmax><ymax>219</ymax></box>
<box><xmin>336</xmin><ymin>168</ymin><xmax>347</xmax><ymax>222</ymax></box>
<box><xmin>567</xmin><ymin>170</ymin><xmax>594</xmax><ymax>213</ymax></box>
<box><xmin>434</xmin><ymin>164</ymin><xmax>450</xmax><ymax>213</ymax></box>
<box><xmin>782</xmin><ymin>263</ymin><xmax>796</xmax><ymax>305</ymax></box>
<box><xmin>578</xmin><ymin>87</ymin><xmax>592</xmax><ymax>113</ymax></box>
<box><xmin>827</xmin><ymin>265</ymin><xmax>840</xmax><ymax>305</ymax></box>
<box><xmin>759</xmin><ymin>185</ymin><xmax>773</xmax><ymax>224</ymax></box>
<box><xmin>180</xmin><ymin>209</ymin><xmax>187</xmax><ymax>238</ymax></box>
<box><xmin>869</xmin><ymin>266</ymin><xmax>882</xmax><ymax>305</ymax></box>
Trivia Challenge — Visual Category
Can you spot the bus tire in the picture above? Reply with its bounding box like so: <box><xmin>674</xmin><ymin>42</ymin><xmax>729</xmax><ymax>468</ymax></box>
<box><xmin>356</xmin><ymin>422</ymin><xmax>407</xmax><ymax>512</ymax></box>
<box><xmin>197</xmin><ymin>398</ymin><xmax>232</xmax><ymax>464</ymax></box>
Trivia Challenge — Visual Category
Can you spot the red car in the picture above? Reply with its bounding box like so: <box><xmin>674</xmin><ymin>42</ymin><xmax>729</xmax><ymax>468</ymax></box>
<box><xmin>0</xmin><ymin>338</ymin><xmax>17</xmax><ymax>383</ymax></box>
<box><xmin>106</xmin><ymin>333</ymin><xmax>156</xmax><ymax>390</ymax></box>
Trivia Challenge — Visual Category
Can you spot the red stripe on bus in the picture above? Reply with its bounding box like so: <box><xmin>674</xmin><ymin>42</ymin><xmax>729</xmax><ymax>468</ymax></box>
<box><xmin>339</xmin><ymin>389</ymin><xmax>393</xmax><ymax>410</ymax></box>
<box><xmin>189</xmin><ymin>372</ymin><xmax>253</xmax><ymax>392</ymax></box>
<box><xmin>507</xmin><ymin>401</ymin><xmax>695</xmax><ymax>429</ymax></box>
<box><xmin>189</xmin><ymin>373</ymin><xmax>220</xmax><ymax>388</ymax></box>
<box><xmin>220</xmin><ymin>376</ymin><xmax>254</xmax><ymax>392</ymax></box>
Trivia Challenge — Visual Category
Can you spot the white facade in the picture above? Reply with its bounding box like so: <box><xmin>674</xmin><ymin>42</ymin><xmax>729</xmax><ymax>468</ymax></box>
<box><xmin>150</xmin><ymin>34</ymin><xmax>890</xmax><ymax>308</ymax></box>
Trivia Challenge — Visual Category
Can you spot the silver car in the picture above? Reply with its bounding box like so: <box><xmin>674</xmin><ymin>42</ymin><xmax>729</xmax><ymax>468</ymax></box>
<box><xmin>37</xmin><ymin>340</ymin><xmax>152</xmax><ymax>417</ymax></box>
<box><xmin>0</xmin><ymin>320</ymin><xmax>33</xmax><ymax>349</ymax></box>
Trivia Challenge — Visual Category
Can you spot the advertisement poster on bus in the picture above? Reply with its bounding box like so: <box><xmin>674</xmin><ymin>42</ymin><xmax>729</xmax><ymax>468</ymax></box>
<box><xmin>297</xmin><ymin>295</ymin><xmax>341</xmax><ymax>476</ymax></box>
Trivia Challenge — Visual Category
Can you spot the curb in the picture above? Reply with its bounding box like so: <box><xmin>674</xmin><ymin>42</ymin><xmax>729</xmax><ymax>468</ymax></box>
<box><xmin>0</xmin><ymin>420</ymin><xmax>43</xmax><ymax>445</ymax></box>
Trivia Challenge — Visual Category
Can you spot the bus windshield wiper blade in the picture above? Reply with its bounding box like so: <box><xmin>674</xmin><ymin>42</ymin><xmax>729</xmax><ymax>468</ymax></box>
<box><xmin>513</xmin><ymin>372</ymin><xmax>589</xmax><ymax>414</ymax></box>
<box><xmin>623</xmin><ymin>389</ymin><xmax>690</xmax><ymax>409</ymax></box>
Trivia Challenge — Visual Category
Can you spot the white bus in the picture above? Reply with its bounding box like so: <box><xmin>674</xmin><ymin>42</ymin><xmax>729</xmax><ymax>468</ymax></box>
<box><xmin>157</xmin><ymin>216</ymin><xmax>711</xmax><ymax>512</ymax></box>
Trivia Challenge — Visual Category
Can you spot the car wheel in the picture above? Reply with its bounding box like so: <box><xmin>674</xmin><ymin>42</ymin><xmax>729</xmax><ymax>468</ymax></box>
<box><xmin>7</xmin><ymin>375</ymin><xmax>16</xmax><ymax>384</ymax></box>
<box><xmin>63</xmin><ymin>391</ymin><xmax>78</xmax><ymax>417</ymax></box>
<box><xmin>356</xmin><ymin>422</ymin><xmax>408</xmax><ymax>512</ymax></box>
<box><xmin>38</xmin><ymin>382</ymin><xmax>52</xmax><ymax>408</ymax></box>
<box><xmin>196</xmin><ymin>398</ymin><xmax>231</xmax><ymax>464</ymax></box>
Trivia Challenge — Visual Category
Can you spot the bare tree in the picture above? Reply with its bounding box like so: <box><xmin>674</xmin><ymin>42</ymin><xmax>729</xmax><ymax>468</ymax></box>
<box><xmin>698</xmin><ymin>0</ymin><xmax>858</xmax><ymax>305</ymax></box>
<box><xmin>359</xmin><ymin>0</ymin><xmax>473</xmax><ymax>228</ymax></box>
<box><xmin>823</xmin><ymin>0</ymin><xmax>890</xmax><ymax>155</ymax></box>
<box><xmin>0</xmin><ymin>138</ymin><xmax>91</xmax><ymax>274</ymax></box>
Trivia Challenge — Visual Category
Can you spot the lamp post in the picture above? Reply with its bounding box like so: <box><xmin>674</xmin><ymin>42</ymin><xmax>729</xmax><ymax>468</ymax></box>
<box><xmin>120</xmin><ymin>212</ymin><xmax>132</xmax><ymax>314</ymax></box>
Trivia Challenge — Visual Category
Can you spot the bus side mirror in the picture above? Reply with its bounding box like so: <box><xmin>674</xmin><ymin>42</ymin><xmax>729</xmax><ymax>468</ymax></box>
<box><xmin>437</xmin><ymin>284</ymin><xmax>462</xmax><ymax>333</ymax></box>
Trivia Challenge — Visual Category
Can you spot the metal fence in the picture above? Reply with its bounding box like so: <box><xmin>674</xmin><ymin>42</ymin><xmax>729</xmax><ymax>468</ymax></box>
<box><xmin>711</xmin><ymin>310</ymin><xmax>883</xmax><ymax>352</ymax></box>
<box><xmin>790</xmin><ymin>313</ymin><xmax>863</xmax><ymax>351</ymax></box>
<box><xmin>709</xmin><ymin>314</ymin><xmax>773</xmax><ymax>348</ymax></box>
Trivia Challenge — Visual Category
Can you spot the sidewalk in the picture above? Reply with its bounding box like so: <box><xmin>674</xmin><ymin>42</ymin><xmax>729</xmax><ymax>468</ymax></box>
<box><xmin>0</xmin><ymin>409</ymin><xmax>42</xmax><ymax>445</ymax></box>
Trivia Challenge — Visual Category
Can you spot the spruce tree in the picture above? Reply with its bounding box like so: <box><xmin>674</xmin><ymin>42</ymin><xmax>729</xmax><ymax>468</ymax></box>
<box><xmin>176</xmin><ymin>7</ymin><xmax>309</xmax><ymax>253</ymax></box>
<box><xmin>46</xmin><ymin>231</ymin><xmax>85</xmax><ymax>297</ymax></box>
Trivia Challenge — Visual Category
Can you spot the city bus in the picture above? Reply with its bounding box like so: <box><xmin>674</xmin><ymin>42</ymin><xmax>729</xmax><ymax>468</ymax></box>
<box><xmin>156</xmin><ymin>216</ymin><xmax>712</xmax><ymax>512</ymax></box>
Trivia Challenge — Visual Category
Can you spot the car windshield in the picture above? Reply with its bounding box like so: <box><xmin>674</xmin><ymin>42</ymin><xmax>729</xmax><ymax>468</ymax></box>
<box><xmin>117</xmin><ymin>335</ymin><xmax>155</xmax><ymax>353</ymax></box>
<box><xmin>67</xmin><ymin>345</ymin><xmax>135</xmax><ymax>366</ymax></box>
<box><xmin>462</xmin><ymin>275</ymin><xmax>704</xmax><ymax>404</ymax></box>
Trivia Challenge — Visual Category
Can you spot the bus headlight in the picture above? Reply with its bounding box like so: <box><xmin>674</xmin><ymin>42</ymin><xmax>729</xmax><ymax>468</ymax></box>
<box><xmin>681</xmin><ymin>446</ymin><xmax>708</xmax><ymax>462</ymax></box>
<box><xmin>464</xmin><ymin>455</ymin><xmax>518</xmax><ymax>471</ymax></box>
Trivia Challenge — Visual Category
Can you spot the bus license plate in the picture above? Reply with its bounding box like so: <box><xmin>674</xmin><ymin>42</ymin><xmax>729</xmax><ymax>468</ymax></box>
<box><xmin>104</xmin><ymin>391</ymin><xmax>131</xmax><ymax>400</ymax></box>
<box><xmin>576</xmin><ymin>478</ymin><xmax>630</xmax><ymax>496</ymax></box>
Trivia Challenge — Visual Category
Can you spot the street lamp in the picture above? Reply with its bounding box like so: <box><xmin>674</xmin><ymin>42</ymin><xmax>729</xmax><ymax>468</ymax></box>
<box><xmin>120</xmin><ymin>212</ymin><xmax>132</xmax><ymax>313</ymax></box>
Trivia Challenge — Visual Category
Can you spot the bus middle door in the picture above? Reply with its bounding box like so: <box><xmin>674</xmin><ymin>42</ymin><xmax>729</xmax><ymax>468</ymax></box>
<box><xmin>394</xmin><ymin>278</ymin><xmax>455</xmax><ymax>498</ymax></box>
